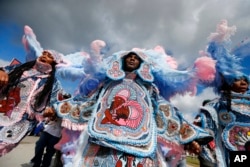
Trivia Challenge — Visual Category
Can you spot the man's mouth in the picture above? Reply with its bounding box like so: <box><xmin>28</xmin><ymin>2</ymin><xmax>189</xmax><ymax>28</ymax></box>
<box><xmin>39</xmin><ymin>57</ymin><xmax>46</xmax><ymax>63</ymax></box>
<box><xmin>239</xmin><ymin>87</ymin><xmax>248</xmax><ymax>91</ymax></box>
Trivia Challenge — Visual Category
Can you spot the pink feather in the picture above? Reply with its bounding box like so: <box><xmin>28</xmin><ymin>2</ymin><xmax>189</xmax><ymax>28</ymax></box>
<box><xmin>207</xmin><ymin>19</ymin><xmax>236</xmax><ymax>42</ymax></box>
<box><xmin>22</xmin><ymin>25</ymin><xmax>42</xmax><ymax>54</ymax></box>
<box><xmin>165</xmin><ymin>56</ymin><xmax>178</xmax><ymax>69</ymax></box>
<box><xmin>194</xmin><ymin>52</ymin><xmax>216</xmax><ymax>82</ymax></box>
<box><xmin>154</xmin><ymin>45</ymin><xmax>178</xmax><ymax>69</ymax></box>
<box><xmin>90</xmin><ymin>40</ymin><xmax>106</xmax><ymax>55</ymax></box>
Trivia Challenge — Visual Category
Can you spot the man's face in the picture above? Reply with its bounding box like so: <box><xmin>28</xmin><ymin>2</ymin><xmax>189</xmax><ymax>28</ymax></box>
<box><xmin>231</xmin><ymin>78</ymin><xmax>249</xmax><ymax>93</ymax></box>
<box><xmin>38</xmin><ymin>51</ymin><xmax>55</xmax><ymax>65</ymax></box>
<box><xmin>124</xmin><ymin>54</ymin><xmax>141</xmax><ymax>72</ymax></box>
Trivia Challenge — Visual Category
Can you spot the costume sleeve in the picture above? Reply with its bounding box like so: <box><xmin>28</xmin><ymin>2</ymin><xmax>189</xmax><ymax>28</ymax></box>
<box><xmin>49</xmin><ymin>78</ymin><xmax>63</xmax><ymax>106</ymax></box>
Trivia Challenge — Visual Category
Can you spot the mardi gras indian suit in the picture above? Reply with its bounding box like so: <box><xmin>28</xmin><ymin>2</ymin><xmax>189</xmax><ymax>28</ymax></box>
<box><xmin>0</xmin><ymin>57</ymin><xmax>62</xmax><ymax>156</ymax></box>
<box><xmin>54</xmin><ymin>49</ymin><xmax>214</xmax><ymax>167</ymax></box>
<box><xmin>194</xmin><ymin>20</ymin><xmax>250</xmax><ymax>167</ymax></box>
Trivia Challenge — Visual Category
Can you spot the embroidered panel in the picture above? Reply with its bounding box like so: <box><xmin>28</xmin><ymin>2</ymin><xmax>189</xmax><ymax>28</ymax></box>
<box><xmin>88</xmin><ymin>79</ymin><xmax>155</xmax><ymax>146</ymax></box>
<box><xmin>0</xmin><ymin>80</ymin><xmax>33</xmax><ymax>126</ymax></box>
<box><xmin>222</xmin><ymin>122</ymin><xmax>250</xmax><ymax>151</ymax></box>
<box><xmin>79</xmin><ymin>143</ymin><xmax>160</xmax><ymax>167</ymax></box>
<box><xmin>0</xmin><ymin>120</ymin><xmax>30</xmax><ymax>144</ymax></box>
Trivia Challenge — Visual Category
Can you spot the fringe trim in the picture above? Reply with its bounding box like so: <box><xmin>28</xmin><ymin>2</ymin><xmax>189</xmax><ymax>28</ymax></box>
<box><xmin>62</xmin><ymin>119</ymin><xmax>86</xmax><ymax>131</ymax></box>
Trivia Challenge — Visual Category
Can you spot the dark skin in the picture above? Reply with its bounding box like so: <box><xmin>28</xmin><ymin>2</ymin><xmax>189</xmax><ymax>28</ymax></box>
<box><xmin>38</xmin><ymin>50</ymin><xmax>55</xmax><ymax>65</ymax></box>
<box><xmin>123</xmin><ymin>53</ymin><xmax>141</xmax><ymax>72</ymax></box>
<box><xmin>230</xmin><ymin>78</ymin><xmax>249</xmax><ymax>93</ymax></box>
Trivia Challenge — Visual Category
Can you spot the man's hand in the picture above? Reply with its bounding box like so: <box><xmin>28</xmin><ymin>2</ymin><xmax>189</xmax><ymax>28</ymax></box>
<box><xmin>184</xmin><ymin>141</ymin><xmax>201</xmax><ymax>154</ymax></box>
<box><xmin>0</xmin><ymin>70</ymin><xmax>9</xmax><ymax>87</ymax></box>
<box><xmin>43</xmin><ymin>107</ymin><xmax>56</xmax><ymax>118</ymax></box>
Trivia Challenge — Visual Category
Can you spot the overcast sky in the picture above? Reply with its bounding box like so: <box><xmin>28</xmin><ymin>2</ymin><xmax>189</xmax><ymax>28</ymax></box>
<box><xmin>0</xmin><ymin>0</ymin><xmax>249</xmax><ymax>120</ymax></box>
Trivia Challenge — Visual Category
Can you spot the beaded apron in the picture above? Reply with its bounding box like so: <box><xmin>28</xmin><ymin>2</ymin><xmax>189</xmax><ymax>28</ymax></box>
<box><xmin>221</xmin><ymin>93</ymin><xmax>250</xmax><ymax>151</ymax></box>
<box><xmin>88</xmin><ymin>78</ymin><xmax>157</xmax><ymax>157</ymax></box>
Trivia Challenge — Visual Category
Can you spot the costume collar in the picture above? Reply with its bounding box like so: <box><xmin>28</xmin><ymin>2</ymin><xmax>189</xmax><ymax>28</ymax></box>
<box><xmin>125</xmin><ymin>72</ymin><xmax>137</xmax><ymax>80</ymax></box>
<box><xmin>34</xmin><ymin>59</ymin><xmax>52</xmax><ymax>74</ymax></box>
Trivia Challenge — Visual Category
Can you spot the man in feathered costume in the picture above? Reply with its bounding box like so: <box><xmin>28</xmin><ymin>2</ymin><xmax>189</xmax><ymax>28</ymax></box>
<box><xmin>53</xmin><ymin>38</ymin><xmax>216</xmax><ymax>166</ymax></box>
<box><xmin>8</xmin><ymin>22</ymin><xmax>218</xmax><ymax>166</ymax></box>
<box><xmin>0</xmin><ymin>25</ymin><xmax>83</xmax><ymax>158</ymax></box>
<box><xmin>194</xmin><ymin>20</ymin><xmax>250</xmax><ymax>167</ymax></box>
<box><xmin>0</xmin><ymin>49</ymin><xmax>63</xmax><ymax>156</ymax></box>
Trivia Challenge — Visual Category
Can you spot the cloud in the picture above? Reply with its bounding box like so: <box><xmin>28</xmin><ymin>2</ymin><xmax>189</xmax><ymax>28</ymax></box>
<box><xmin>0</xmin><ymin>59</ymin><xmax>10</xmax><ymax>67</ymax></box>
<box><xmin>170</xmin><ymin>87</ymin><xmax>218</xmax><ymax>121</ymax></box>
<box><xmin>0</xmin><ymin>0</ymin><xmax>249</xmax><ymax>122</ymax></box>
<box><xmin>1</xmin><ymin>0</ymin><xmax>249</xmax><ymax>60</ymax></box>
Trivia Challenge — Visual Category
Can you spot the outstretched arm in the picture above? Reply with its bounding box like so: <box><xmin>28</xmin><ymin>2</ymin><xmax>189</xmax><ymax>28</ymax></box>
<box><xmin>22</xmin><ymin>25</ymin><xmax>43</xmax><ymax>62</ymax></box>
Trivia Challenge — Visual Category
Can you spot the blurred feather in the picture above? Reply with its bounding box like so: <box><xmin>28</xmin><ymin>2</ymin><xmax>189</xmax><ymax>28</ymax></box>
<box><xmin>232</xmin><ymin>37</ymin><xmax>250</xmax><ymax>58</ymax></box>
<box><xmin>198</xmin><ymin>20</ymin><xmax>249</xmax><ymax>94</ymax></box>
<box><xmin>153</xmin><ymin>45</ymin><xmax>178</xmax><ymax>69</ymax></box>
<box><xmin>22</xmin><ymin>25</ymin><xmax>43</xmax><ymax>62</ymax></box>
<box><xmin>194</xmin><ymin>51</ymin><xmax>216</xmax><ymax>82</ymax></box>
<box><xmin>207</xmin><ymin>19</ymin><xmax>236</xmax><ymax>42</ymax></box>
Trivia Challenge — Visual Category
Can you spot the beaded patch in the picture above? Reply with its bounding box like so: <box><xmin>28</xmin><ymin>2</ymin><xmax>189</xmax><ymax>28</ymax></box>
<box><xmin>0</xmin><ymin>80</ymin><xmax>33</xmax><ymax>126</ymax></box>
<box><xmin>88</xmin><ymin>79</ymin><xmax>156</xmax><ymax>156</ymax></box>
<box><xmin>222</xmin><ymin>122</ymin><xmax>250</xmax><ymax>151</ymax></box>
<box><xmin>79</xmin><ymin>143</ymin><xmax>159</xmax><ymax>167</ymax></box>
<box><xmin>137</xmin><ymin>62</ymin><xmax>154</xmax><ymax>82</ymax></box>
<box><xmin>106</xmin><ymin>60</ymin><xmax>125</xmax><ymax>80</ymax></box>
<box><xmin>0</xmin><ymin>120</ymin><xmax>30</xmax><ymax>144</ymax></box>
<box><xmin>218</xmin><ymin>109</ymin><xmax>235</xmax><ymax>126</ymax></box>
<box><xmin>156</xmin><ymin>99</ymin><xmax>212</xmax><ymax>145</ymax></box>
<box><xmin>54</xmin><ymin>98</ymin><xmax>95</xmax><ymax>130</ymax></box>
<box><xmin>226</xmin><ymin>93</ymin><xmax>250</xmax><ymax>117</ymax></box>
<box><xmin>179</xmin><ymin>118</ymin><xmax>212</xmax><ymax>144</ymax></box>
<box><xmin>231</xmin><ymin>100</ymin><xmax>250</xmax><ymax>117</ymax></box>
<box><xmin>0</xmin><ymin>87</ymin><xmax>21</xmax><ymax>113</ymax></box>
<box><xmin>155</xmin><ymin>102</ymin><xmax>180</xmax><ymax>136</ymax></box>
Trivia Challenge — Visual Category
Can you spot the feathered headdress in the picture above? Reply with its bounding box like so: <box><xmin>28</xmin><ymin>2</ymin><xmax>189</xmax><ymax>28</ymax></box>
<box><xmin>198</xmin><ymin>19</ymin><xmax>249</xmax><ymax>94</ymax></box>
<box><xmin>22</xmin><ymin>25</ymin><xmax>111</xmax><ymax>97</ymax></box>
<box><xmin>22</xmin><ymin>25</ymin><xmax>109</xmax><ymax>82</ymax></box>
<box><xmin>103</xmin><ymin>46</ymin><xmax>215</xmax><ymax>100</ymax></box>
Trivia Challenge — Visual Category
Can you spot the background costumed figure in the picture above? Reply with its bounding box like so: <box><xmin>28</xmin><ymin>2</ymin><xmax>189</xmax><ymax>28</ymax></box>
<box><xmin>194</xmin><ymin>19</ymin><xmax>250</xmax><ymax>167</ymax></box>
<box><xmin>0</xmin><ymin>49</ymin><xmax>63</xmax><ymax>156</ymax></box>
<box><xmin>0</xmin><ymin>25</ymin><xmax>90</xmax><ymax>157</ymax></box>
